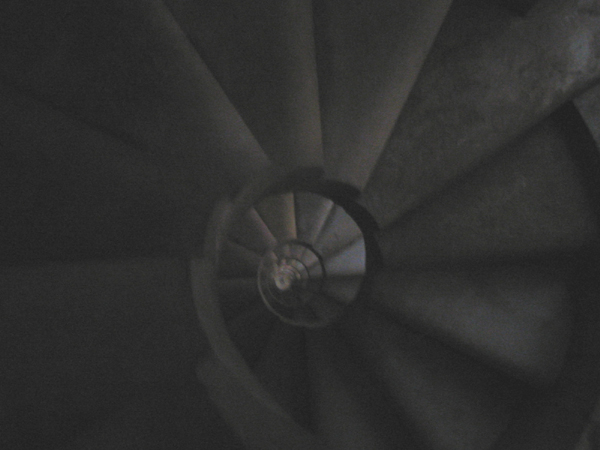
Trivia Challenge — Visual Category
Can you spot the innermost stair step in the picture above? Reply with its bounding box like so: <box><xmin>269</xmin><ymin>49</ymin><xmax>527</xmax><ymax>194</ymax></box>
<box><xmin>315</xmin><ymin>0</ymin><xmax>452</xmax><ymax>189</ymax></box>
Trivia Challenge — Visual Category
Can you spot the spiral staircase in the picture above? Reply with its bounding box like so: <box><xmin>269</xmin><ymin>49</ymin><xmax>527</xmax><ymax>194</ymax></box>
<box><xmin>2</xmin><ymin>0</ymin><xmax>600</xmax><ymax>449</ymax></box>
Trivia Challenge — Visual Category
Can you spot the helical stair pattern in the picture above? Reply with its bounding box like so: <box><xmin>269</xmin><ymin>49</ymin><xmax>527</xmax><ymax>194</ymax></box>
<box><xmin>2</xmin><ymin>0</ymin><xmax>600</xmax><ymax>449</ymax></box>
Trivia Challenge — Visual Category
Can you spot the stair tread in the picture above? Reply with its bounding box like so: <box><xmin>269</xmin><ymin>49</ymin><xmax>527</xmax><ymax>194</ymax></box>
<box><xmin>322</xmin><ymin>238</ymin><xmax>366</xmax><ymax>278</ymax></box>
<box><xmin>305</xmin><ymin>291</ymin><xmax>347</xmax><ymax>325</ymax></box>
<box><xmin>306</xmin><ymin>328</ymin><xmax>419</xmax><ymax>450</ymax></box>
<box><xmin>228</xmin><ymin>208</ymin><xmax>277</xmax><ymax>256</ymax></box>
<box><xmin>377</xmin><ymin>115</ymin><xmax>598</xmax><ymax>266</ymax></box>
<box><xmin>575</xmin><ymin>82</ymin><xmax>600</xmax><ymax>149</ymax></box>
<box><xmin>0</xmin><ymin>83</ymin><xmax>196</xmax><ymax>263</ymax></box>
<box><xmin>322</xmin><ymin>275</ymin><xmax>364</xmax><ymax>304</ymax></box>
<box><xmin>494</xmin><ymin>261</ymin><xmax>600</xmax><ymax>450</ymax></box>
<box><xmin>295</xmin><ymin>192</ymin><xmax>335</xmax><ymax>246</ymax></box>
<box><xmin>253</xmin><ymin>322</ymin><xmax>311</xmax><ymax>430</ymax></box>
<box><xmin>218</xmin><ymin>240</ymin><xmax>263</xmax><ymax>279</ymax></box>
<box><xmin>256</xmin><ymin>193</ymin><xmax>298</xmax><ymax>242</ymax></box>
<box><xmin>198</xmin><ymin>354</ymin><xmax>327</xmax><ymax>450</ymax></box>
<box><xmin>70</xmin><ymin>380</ymin><xmax>245</xmax><ymax>450</ymax></box>
<box><xmin>227</xmin><ymin>304</ymin><xmax>276</xmax><ymax>367</ymax></box>
<box><xmin>164</xmin><ymin>0</ymin><xmax>322</xmax><ymax>170</ymax></box>
<box><xmin>362</xmin><ymin>0</ymin><xmax>600</xmax><ymax>226</ymax></box>
<box><xmin>342</xmin><ymin>306</ymin><xmax>526</xmax><ymax>450</ymax></box>
<box><xmin>313</xmin><ymin>205</ymin><xmax>363</xmax><ymax>261</ymax></box>
<box><xmin>315</xmin><ymin>0</ymin><xmax>452</xmax><ymax>189</ymax></box>
<box><xmin>0</xmin><ymin>258</ymin><xmax>204</xmax><ymax>448</ymax></box>
<box><xmin>369</xmin><ymin>265</ymin><xmax>572</xmax><ymax>385</ymax></box>
<box><xmin>216</xmin><ymin>277</ymin><xmax>261</xmax><ymax>322</ymax></box>
<box><xmin>0</xmin><ymin>0</ymin><xmax>268</xmax><ymax>192</ymax></box>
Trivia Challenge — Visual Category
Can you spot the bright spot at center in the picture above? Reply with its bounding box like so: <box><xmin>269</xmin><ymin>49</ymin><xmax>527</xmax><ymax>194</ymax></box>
<box><xmin>273</xmin><ymin>266</ymin><xmax>296</xmax><ymax>291</ymax></box>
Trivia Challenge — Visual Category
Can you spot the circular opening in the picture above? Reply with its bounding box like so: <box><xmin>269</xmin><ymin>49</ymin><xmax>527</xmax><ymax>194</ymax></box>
<box><xmin>258</xmin><ymin>240</ymin><xmax>331</xmax><ymax>327</ymax></box>
<box><xmin>215</xmin><ymin>170</ymin><xmax>380</xmax><ymax>328</ymax></box>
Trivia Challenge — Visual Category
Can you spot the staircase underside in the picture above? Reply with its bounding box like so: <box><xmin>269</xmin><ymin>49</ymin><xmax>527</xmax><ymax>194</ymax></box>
<box><xmin>1</xmin><ymin>0</ymin><xmax>600</xmax><ymax>449</ymax></box>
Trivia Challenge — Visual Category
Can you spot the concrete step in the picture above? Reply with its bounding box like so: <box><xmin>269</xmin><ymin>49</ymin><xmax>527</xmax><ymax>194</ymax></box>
<box><xmin>256</xmin><ymin>193</ymin><xmax>298</xmax><ymax>242</ymax></box>
<box><xmin>69</xmin><ymin>380</ymin><xmax>245</xmax><ymax>450</ymax></box>
<box><xmin>362</xmin><ymin>0</ymin><xmax>600</xmax><ymax>226</ymax></box>
<box><xmin>226</xmin><ymin>304</ymin><xmax>276</xmax><ymax>367</ymax></box>
<box><xmin>216</xmin><ymin>277</ymin><xmax>261</xmax><ymax>322</ymax></box>
<box><xmin>306</xmin><ymin>328</ymin><xmax>418</xmax><ymax>450</ymax></box>
<box><xmin>254</xmin><ymin>322</ymin><xmax>312</xmax><ymax>430</ymax></box>
<box><xmin>342</xmin><ymin>305</ymin><xmax>525</xmax><ymax>450</ymax></box>
<box><xmin>377</xmin><ymin>113</ymin><xmax>598</xmax><ymax>266</ymax></box>
<box><xmin>218</xmin><ymin>241</ymin><xmax>262</xmax><ymax>279</ymax></box>
<box><xmin>0</xmin><ymin>83</ymin><xmax>195</xmax><ymax>262</ymax></box>
<box><xmin>0</xmin><ymin>0</ymin><xmax>268</xmax><ymax>192</ymax></box>
<box><xmin>229</xmin><ymin>208</ymin><xmax>277</xmax><ymax>256</ymax></box>
<box><xmin>315</xmin><ymin>0</ymin><xmax>452</xmax><ymax>189</ymax></box>
<box><xmin>0</xmin><ymin>258</ymin><xmax>204</xmax><ymax>448</ymax></box>
<box><xmin>369</xmin><ymin>265</ymin><xmax>571</xmax><ymax>386</ymax></box>
<box><xmin>164</xmin><ymin>0</ymin><xmax>322</xmax><ymax>170</ymax></box>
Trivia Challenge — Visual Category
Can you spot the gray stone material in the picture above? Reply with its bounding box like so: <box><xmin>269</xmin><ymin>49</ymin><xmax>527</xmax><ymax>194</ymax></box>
<box><xmin>376</xmin><ymin>115</ymin><xmax>598</xmax><ymax>265</ymax></box>
<box><xmin>575</xmin><ymin>81</ymin><xmax>600</xmax><ymax>147</ymax></box>
<box><xmin>2</xmin><ymin>0</ymin><xmax>600</xmax><ymax>447</ymax></box>
<box><xmin>369</xmin><ymin>266</ymin><xmax>571</xmax><ymax>386</ymax></box>
<box><xmin>315</xmin><ymin>0</ymin><xmax>452</xmax><ymax>189</ymax></box>
<box><xmin>254</xmin><ymin>323</ymin><xmax>311</xmax><ymax>430</ymax></box>
<box><xmin>0</xmin><ymin>83</ymin><xmax>191</xmax><ymax>262</ymax></box>
<box><xmin>342</xmin><ymin>306</ymin><xmax>524</xmax><ymax>450</ymax></box>
<box><xmin>0</xmin><ymin>259</ymin><xmax>207</xmax><ymax>448</ymax></box>
<box><xmin>0</xmin><ymin>0</ymin><xmax>268</xmax><ymax>192</ymax></box>
<box><xmin>362</xmin><ymin>0</ymin><xmax>600</xmax><ymax>227</ymax></box>
<box><xmin>307</xmin><ymin>328</ymin><xmax>417</xmax><ymax>450</ymax></box>
<box><xmin>163</xmin><ymin>0</ymin><xmax>323</xmax><ymax>170</ymax></box>
<box><xmin>574</xmin><ymin>400</ymin><xmax>600</xmax><ymax>450</ymax></box>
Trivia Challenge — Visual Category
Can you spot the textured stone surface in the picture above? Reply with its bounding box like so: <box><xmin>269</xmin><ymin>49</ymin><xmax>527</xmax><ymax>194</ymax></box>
<box><xmin>342</xmin><ymin>306</ymin><xmax>525</xmax><ymax>450</ymax></box>
<box><xmin>226</xmin><ymin>305</ymin><xmax>275</xmax><ymax>366</ymax></box>
<box><xmin>370</xmin><ymin>266</ymin><xmax>571</xmax><ymax>386</ymax></box>
<box><xmin>498</xmin><ymin>0</ymin><xmax>541</xmax><ymax>15</ymax></box>
<box><xmin>574</xmin><ymin>400</ymin><xmax>600</xmax><ymax>450</ymax></box>
<box><xmin>69</xmin><ymin>381</ymin><xmax>245</xmax><ymax>450</ymax></box>
<box><xmin>198</xmin><ymin>354</ymin><xmax>329</xmax><ymax>450</ymax></box>
<box><xmin>256</xmin><ymin>193</ymin><xmax>298</xmax><ymax>242</ymax></box>
<box><xmin>307</xmin><ymin>328</ymin><xmax>418</xmax><ymax>450</ymax></box>
<box><xmin>0</xmin><ymin>258</ymin><xmax>207</xmax><ymax>448</ymax></box>
<box><xmin>315</xmin><ymin>0</ymin><xmax>452</xmax><ymax>189</ymax></box>
<box><xmin>2</xmin><ymin>0</ymin><xmax>600</xmax><ymax>448</ymax></box>
<box><xmin>164</xmin><ymin>0</ymin><xmax>323</xmax><ymax>170</ymax></box>
<box><xmin>575</xmin><ymin>81</ymin><xmax>600</xmax><ymax>147</ymax></box>
<box><xmin>0</xmin><ymin>0</ymin><xmax>268</xmax><ymax>191</ymax></box>
<box><xmin>0</xmin><ymin>83</ymin><xmax>207</xmax><ymax>263</ymax></box>
<box><xmin>362</xmin><ymin>0</ymin><xmax>600</xmax><ymax>227</ymax></box>
<box><xmin>254</xmin><ymin>323</ymin><xmax>311</xmax><ymax>430</ymax></box>
<box><xmin>377</xmin><ymin>114</ymin><xmax>598</xmax><ymax>266</ymax></box>
<box><xmin>493</xmin><ymin>257</ymin><xmax>600</xmax><ymax>450</ymax></box>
